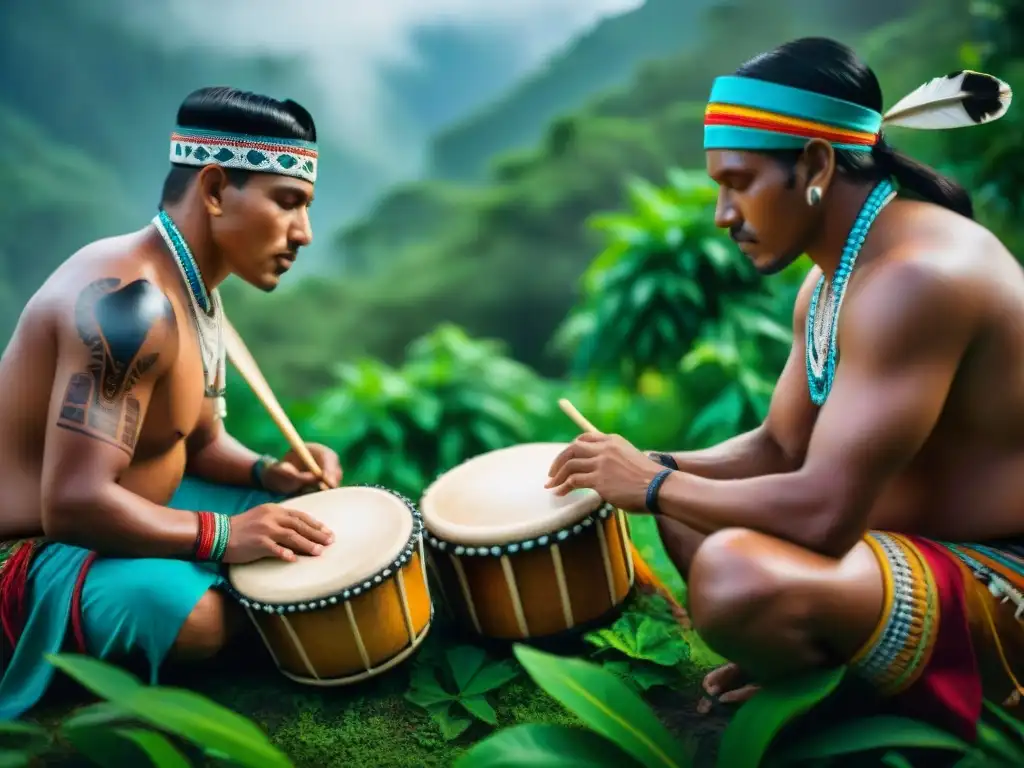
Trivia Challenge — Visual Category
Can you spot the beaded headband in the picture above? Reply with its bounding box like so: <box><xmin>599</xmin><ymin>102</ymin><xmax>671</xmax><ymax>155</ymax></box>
<box><xmin>169</xmin><ymin>126</ymin><xmax>318</xmax><ymax>184</ymax></box>
<box><xmin>703</xmin><ymin>75</ymin><xmax>883</xmax><ymax>152</ymax></box>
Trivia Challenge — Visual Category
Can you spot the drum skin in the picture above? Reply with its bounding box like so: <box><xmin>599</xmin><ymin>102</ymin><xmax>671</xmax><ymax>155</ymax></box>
<box><xmin>421</xmin><ymin>443</ymin><xmax>635</xmax><ymax>641</ymax></box>
<box><xmin>225</xmin><ymin>486</ymin><xmax>434</xmax><ymax>686</ymax></box>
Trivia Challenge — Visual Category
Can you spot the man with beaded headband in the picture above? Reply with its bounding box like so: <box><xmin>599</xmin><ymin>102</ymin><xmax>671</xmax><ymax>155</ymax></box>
<box><xmin>546</xmin><ymin>37</ymin><xmax>1024</xmax><ymax>739</ymax></box>
<box><xmin>0</xmin><ymin>87</ymin><xmax>343</xmax><ymax>719</ymax></box>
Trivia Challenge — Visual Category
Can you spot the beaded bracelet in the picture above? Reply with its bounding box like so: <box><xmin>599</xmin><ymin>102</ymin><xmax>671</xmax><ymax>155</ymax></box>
<box><xmin>250</xmin><ymin>454</ymin><xmax>277</xmax><ymax>489</ymax></box>
<box><xmin>194</xmin><ymin>511</ymin><xmax>231</xmax><ymax>562</ymax></box>
<box><xmin>645</xmin><ymin>468</ymin><xmax>673</xmax><ymax>514</ymax></box>
<box><xmin>648</xmin><ymin>452</ymin><xmax>679</xmax><ymax>470</ymax></box>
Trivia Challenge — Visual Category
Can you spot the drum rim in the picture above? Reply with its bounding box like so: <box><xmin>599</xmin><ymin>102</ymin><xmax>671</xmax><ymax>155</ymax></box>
<box><xmin>220</xmin><ymin>484</ymin><xmax>424</xmax><ymax>615</ymax></box>
<box><xmin>420</xmin><ymin>442</ymin><xmax>605</xmax><ymax>545</ymax></box>
<box><xmin>424</xmin><ymin>501</ymin><xmax>617</xmax><ymax>557</ymax></box>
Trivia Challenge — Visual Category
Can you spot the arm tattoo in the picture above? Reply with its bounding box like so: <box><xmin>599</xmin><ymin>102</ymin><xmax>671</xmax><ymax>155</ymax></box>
<box><xmin>56</xmin><ymin>277</ymin><xmax>174</xmax><ymax>455</ymax></box>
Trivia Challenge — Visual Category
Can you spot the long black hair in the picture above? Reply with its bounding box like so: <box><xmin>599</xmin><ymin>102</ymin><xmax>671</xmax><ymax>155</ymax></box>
<box><xmin>734</xmin><ymin>37</ymin><xmax>973</xmax><ymax>219</ymax></box>
<box><xmin>159</xmin><ymin>86</ymin><xmax>317</xmax><ymax>207</ymax></box>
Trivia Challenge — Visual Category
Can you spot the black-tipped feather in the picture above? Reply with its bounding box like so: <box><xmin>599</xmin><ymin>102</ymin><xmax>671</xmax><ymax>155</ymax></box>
<box><xmin>882</xmin><ymin>70</ymin><xmax>1012</xmax><ymax>130</ymax></box>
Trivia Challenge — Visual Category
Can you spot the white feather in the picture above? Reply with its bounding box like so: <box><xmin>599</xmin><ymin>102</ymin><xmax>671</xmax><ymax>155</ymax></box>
<box><xmin>882</xmin><ymin>70</ymin><xmax>1012</xmax><ymax>130</ymax></box>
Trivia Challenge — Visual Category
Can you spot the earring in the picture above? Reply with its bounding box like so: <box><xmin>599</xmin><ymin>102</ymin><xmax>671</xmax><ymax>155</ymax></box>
<box><xmin>806</xmin><ymin>185</ymin><xmax>823</xmax><ymax>207</ymax></box>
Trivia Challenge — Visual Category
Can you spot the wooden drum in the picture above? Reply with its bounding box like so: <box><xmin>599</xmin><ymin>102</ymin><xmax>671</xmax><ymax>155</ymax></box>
<box><xmin>223</xmin><ymin>486</ymin><xmax>433</xmax><ymax>686</ymax></box>
<box><xmin>420</xmin><ymin>443</ymin><xmax>635</xmax><ymax>641</ymax></box>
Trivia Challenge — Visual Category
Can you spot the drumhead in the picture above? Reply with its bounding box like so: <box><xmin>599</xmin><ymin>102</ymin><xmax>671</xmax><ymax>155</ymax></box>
<box><xmin>227</xmin><ymin>486</ymin><xmax>417</xmax><ymax>606</ymax></box>
<box><xmin>420</xmin><ymin>442</ymin><xmax>603</xmax><ymax>546</ymax></box>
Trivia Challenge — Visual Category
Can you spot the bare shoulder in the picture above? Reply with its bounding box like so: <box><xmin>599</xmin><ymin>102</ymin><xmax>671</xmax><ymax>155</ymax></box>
<box><xmin>844</xmin><ymin>210</ymin><xmax>995</xmax><ymax>359</ymax></box>
<box><xmin>35</xmin><ymin>228</ymin><xmax>181</xmax><ymax>359</ymax></box>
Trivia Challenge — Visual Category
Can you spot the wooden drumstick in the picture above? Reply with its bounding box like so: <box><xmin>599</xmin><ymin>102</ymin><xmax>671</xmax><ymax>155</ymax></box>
<box><xmin>222</xmin><ymin>316</ymin><xmax>330</xmax><ymax>492</ymax></box>
<box><xmin>555</xmin><ymin>396</ymin><xmax>692</xmax><ymax>629</ymax></box>
<box><xmin>558</xmin><ymin>398</ymin><xmax>598</xmax><ymax>434</ymax></box>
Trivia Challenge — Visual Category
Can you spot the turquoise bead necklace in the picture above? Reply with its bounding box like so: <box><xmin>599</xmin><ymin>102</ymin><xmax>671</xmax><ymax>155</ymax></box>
<box><xmin>805</xmin><ymin>178</ymin><xmax>896</xmax><ymax>405</ymax></box>
<box><xmin>152</xmin><ymin>209</ymin><xmax>228</xmax><ymax>418</ymax></box>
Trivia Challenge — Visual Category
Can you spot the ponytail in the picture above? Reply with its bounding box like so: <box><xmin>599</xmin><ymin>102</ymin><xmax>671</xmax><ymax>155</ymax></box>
<box><xmin>872</xmin><ymin>140</ymin><xmax>974</xmax><ymax>220</ymax></box>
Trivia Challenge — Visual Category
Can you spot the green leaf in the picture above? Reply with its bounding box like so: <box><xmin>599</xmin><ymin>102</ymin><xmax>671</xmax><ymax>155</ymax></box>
<box><xmin>113</xmin><ymin>729</ymin><xmax>192</xmax><ymax>768</ymax></box>
<box><xmin>460</xmin><ymin>695</ymin><xmax>499</xmax><ymax>725</ymax></box>
<box><xmin>0</xmin><ymin>753</ymin><xmax>35</xmax><ymax>768</ymax></box>
<box><xmin>405</xmin><ymin>663</ymin><xmax>456</xmax><ymax>709</ymax></box>
<box><xmin>454</xmin><ymin>723</ymin><xmax>643</xmax><ymax>768</ymax></box>
<box><xmin>718</xmin><ymin>666</ymin><xmax>846</xmax><ymax>768</ymax></box>
<box><xmin>881</xmin><ymin>752</ymin><xmax>916</xmax><ymax>768</ymax></box>
<box><xmin>981</xmin><ymin>698</ymin><xmax>1024</xmax><ymax>741</ymax></box>
<box><xmin>972</xmin><ymin>723</ymin><xmax>1024</xmax><ymax>766</ymax></box>
<box><xmin>0</xmin><ymin>720</ymin><xmax>50</xmax><ymax>753</ymax></box>
<box><xmin>447</xmin><ymin>645</ymin><xmax>489</xmax><ymax>691</ymax></box>
<box><xmin>514</xmin><ymin>644</ymin><xmax>690</xmax><ymax>768</ymax></box>
<box><xmin>461</xmin><ymin>659</ymin><xmax>521</xmax><ymax>697</ymax></box>
<box><xmin>428</xmin><ymin>702</ymin><xmax>473</xmax><ymax>740</ymax></box>
<box><xmin>768</xmin><ymin>716</ymin><xmax>971</xmax><ymax>766</ymax></box>
<box><xmin>585</xmin><ymin>614</ymin><xmax>687</xmax><ymax>668</ymax></box>
<box><xmin>62</xmin><ymin>725</ymin><xmax>147</xmax><ymax>766</ymax></box>
<box><xmin>46</xmin><ymin>654</ymin><xmax>290</xmax><ymax>768</ymax></box>
<box><xmin>61</xmin><ymin>702</ymin><xmax>136</xmax><ymax>730</ymax></box>
<box><xmin>687</xmin><ymin>385</ymin><xmax>745</xmax><ymax>442</ymax></box>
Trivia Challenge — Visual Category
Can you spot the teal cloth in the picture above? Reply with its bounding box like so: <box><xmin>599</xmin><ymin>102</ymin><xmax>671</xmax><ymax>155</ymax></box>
<box><xmin>0</xmin><ymin>476</ymin><xmax>281</xmax><ymax>721</ymax></box>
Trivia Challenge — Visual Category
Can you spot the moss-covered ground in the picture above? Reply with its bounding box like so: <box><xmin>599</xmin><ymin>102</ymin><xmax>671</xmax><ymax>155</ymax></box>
<box><xmin>29</xmin><ymin>515</ymin><xmax>730</xmax><ymax>767</ymax></box>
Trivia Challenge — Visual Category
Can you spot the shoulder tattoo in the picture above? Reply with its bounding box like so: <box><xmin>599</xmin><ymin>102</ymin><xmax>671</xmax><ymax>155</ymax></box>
<box><xmin>56</xmin><ymin>277</ymin><xmax>175</xmax><ymax>455</ymax></box>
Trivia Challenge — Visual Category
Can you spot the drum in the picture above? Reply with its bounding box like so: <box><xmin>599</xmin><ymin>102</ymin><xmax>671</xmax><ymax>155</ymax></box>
<box><xmin>223</xmin><ymin>485</ymin><xmax>433</xmax><ymax>686</ymax></box>
<box><xmin>420</xmin><ymin>442</ymin><xmax>634</xmax><ymax>641</ymax></box>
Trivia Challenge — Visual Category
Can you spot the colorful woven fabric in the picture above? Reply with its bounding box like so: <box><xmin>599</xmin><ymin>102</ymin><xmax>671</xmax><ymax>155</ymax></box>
<box><xmin>850</xmin><ymin>531</ymin><xmax>1024</xmax><ymax>741</ymax></box>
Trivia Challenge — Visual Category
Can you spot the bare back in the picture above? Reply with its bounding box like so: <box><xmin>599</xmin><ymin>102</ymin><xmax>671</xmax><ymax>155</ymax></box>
<box><xmin>771</xmin><ymin>198</ymin><xmax>1024</xmax><ymax>542</ymax></box>
<box><xmin>0</xmin><ymin>227</ymin><xmax>207</xmax><ymax>540</ymax></box>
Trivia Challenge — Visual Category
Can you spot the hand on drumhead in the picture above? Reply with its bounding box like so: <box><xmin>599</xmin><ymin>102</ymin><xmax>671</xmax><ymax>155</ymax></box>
<box><xmin>262</xmin><ymin>443</ymin><xmax>344</xmax><ymax>494</ymax></box>
<box><xmin>544</xmin><ymin>432</ymin><xmax>664</xmax><ymax>511</ymax></box>
<box><xmin>222</xmin><ymin>503</ymin><xmax>336</xmax><ymax>563</ymax></box>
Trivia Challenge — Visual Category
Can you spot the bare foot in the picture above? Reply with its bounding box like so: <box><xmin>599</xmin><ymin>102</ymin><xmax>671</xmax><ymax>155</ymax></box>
<box><xmin>696</xmin><ymin>662</ymin><xmax>761</xmax><ymax>714</ymax></box>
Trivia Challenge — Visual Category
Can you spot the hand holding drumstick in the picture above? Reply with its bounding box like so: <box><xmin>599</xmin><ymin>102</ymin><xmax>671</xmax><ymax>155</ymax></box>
<box><xmin>222</xmin><ymin>316</ymin><xmax>340</xmax><ymax>493</ymax></box>
<box><xmin>550</xmin><ymin>397</ymin><xmax>691</xmax><ymax>629</ymax></box>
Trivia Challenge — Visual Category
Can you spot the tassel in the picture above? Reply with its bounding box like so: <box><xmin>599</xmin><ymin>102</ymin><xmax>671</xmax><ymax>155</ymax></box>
<box><xmin>0</xmin><ymin>541</ymin><xmax>36</xmax><ymax>652</ymax></box>
<box><xmin>629</xmin><ymin>542</ymin><xmax>692</xmax><ymax>629</ymax></box>
<box><xmin>882</xmin><ymin>70</ymin><xmax>1012</xmax><ymax>130</ymax></box>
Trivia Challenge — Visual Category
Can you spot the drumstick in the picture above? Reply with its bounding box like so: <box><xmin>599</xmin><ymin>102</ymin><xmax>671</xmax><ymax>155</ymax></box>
<box><xmin>558</xmin><ymin>399</ymin><xmax>598</xmax><ymax>433</ymax></box>
<box><xmin>222</xmin><ymin>316</ymin><xmax>330</xmax><ymax>492</ymax></box>
<box><xmin>556</xmin><ymin>397</ymin><xmax>692</xmax><ymax>629</ymax></box>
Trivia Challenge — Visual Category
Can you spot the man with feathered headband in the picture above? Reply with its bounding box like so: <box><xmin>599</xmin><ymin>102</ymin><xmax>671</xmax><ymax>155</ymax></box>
<box><xmin>0</xmin><ymin>87</ymin><xmax>343</xmax><ymax>718</ymax></box>
<box><xmin>547</xmin><ymin>37</ymin><xmax>1022</xmax><ymax>738</ymax></box>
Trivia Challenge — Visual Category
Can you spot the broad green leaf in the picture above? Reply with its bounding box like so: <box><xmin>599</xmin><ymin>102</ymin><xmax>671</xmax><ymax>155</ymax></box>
<box><xmin>114</xmin><ymin>728</ymin><xmax>191</xmax><ymax>768</ymax></box>
<box><xmin>454</xmin><ymin>723</ymin><xmax>643</xmax><ymax>768</ymax></box>
<box><xmin>768</xmin><ymin>716</ymin><xmax>971</xmax><ymax>766</ymax></box>
<box><xmin>514</xmin><ymin>644</ymin><xmax>690</xmax><ymax>768</ymax></box>
<box><xmin>0</xmin><ymin>752</ymin><xmax>35</xmax><ymax>768</ymax></box>
<box><xmin>60</xmin><ymin>702</ymin><xmax>135</xmax><ymax>730</ymax></box>
<box><xmin>717</xmin><ymin>666</ymin><xmax>845</xmax><ymax>768</ymax></box>
<box><xmin>46</xmin><ymin>654</ymin><xmax>290</xmax><ymax>768</ymax></box>
<box><xmin>972</xmin><ymin>720</ymin><xmax>1024</xmax><ymax>766</ymax></box>
<box><xmin>0</xmin><ymin>720</ymin><xmax>50</xmax><ymax>760</ymax></box>
<box><xmin>881</xmin><ymin>752</ymin><xmax>915</xmax><ymax>768</ymax></box>
<box><xmin>62</xmin><ymin>725</ymin><xmax>147</xmax><ymax>766</ymax></box>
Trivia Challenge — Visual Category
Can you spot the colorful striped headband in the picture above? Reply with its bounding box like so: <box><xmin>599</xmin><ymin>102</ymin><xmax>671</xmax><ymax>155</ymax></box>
<box><xmin>169</xmin><ymin>126</ymin><xmax>318</xmax><ymax>184</ymax></box>
<box><xmin>704</xmin><ymin>76</ymin><xmax>883</xmax><ymax>152</ymax></box>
